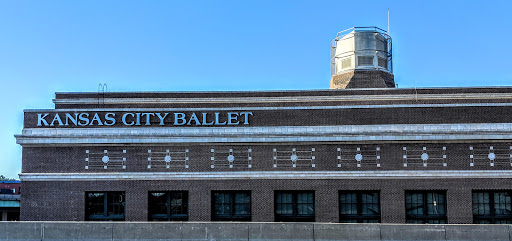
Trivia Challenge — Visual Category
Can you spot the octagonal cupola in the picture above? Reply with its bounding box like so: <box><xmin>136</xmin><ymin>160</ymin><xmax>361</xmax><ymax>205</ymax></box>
<box><xmin>330</xmin><ymin>27</ymin><xmax>395</xmax><ymax>89</ymax></box>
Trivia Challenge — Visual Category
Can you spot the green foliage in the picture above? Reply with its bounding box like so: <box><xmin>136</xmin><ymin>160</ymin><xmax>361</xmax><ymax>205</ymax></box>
<box><xmin>0</xmin><ymin>175</ymin><xmax>18</xmax><ymax>181</ymax></box>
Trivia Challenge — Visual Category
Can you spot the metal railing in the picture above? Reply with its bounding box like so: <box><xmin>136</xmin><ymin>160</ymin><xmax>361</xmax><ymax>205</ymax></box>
<box><xmin>333</xmin><ymin>26</ymin><xmax>390</xmax><ymax>41</ymax></box>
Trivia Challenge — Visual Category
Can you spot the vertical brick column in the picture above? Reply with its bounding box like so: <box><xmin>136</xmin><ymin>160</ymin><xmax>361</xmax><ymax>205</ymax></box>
<box><xmin>126</xmin><ymin>184</ymin><xmax>147</xmax><ymax>221</ymax></box>
<box><xmin>71</xmin><ymin>188</ymin><xmax>85</xmax><ymax>221</ymax></box>
<box><xmin>252</xmin><ymin>188</ymin><xmax>273</xmax><ymax>222</ymax></box>
<box><xmin>316</xmin><ymin>189</ymin><xmax>338</xmax><ymax>222</ymax></box>
<box><xmin>381</xmin><ymin>188</ymin><xmax>405</xmax><ymax>223</ymax></box>
<box><xmin>448</xmin><ymin>188</ymin><xmax>472</xmax><ymax>224</ymax></box>
<box><xmin>189</xmin><ymin>187</ymin><xmax>210</xmax><ymax>221</ymax></box>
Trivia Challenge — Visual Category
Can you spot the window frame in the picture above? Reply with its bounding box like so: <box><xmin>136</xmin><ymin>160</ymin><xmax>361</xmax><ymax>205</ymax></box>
<box><xmin>148</xmin><ymin>191</ymin><xmax>189</xmax><ymax>221</ymax></box>
<box><xmin>274</xmin><ymin>190</ymin><xmax>315</xmax><ymax>222</ymax></box>
<box><xmin>339</xmin><ymin>190</ymin><xmax>381</xmax><ymax>223</ymax></box>
<box><xmin>85</xmin><ymin>191</ymin><xmax>125</xmax><ymax>221</ymax></box>
<box><xmin>377</xmin><ymin>57</ymin><xmax>388</xmax><ymax>69</ymax></box>
<box><xmin>405</xmin><ymin>190</ymin><xmax>447</xmax><ymax>224</ymax></box>
<box><xmin>211</xmin><ymin>190</ymin><xmax>251</xmax><ymax>221</ymax></box>
<box><xmin>341</xmin><ymin>57</ymin><xmax>352</xmax><ymax>70</ymax></box>
<box><xmin>357</xmin><ymin>56</ymin><xmax>374</xmax><ymax>67</ymax></box>
<box><xmin>473</xmin><ymin>190</ymin><xmax>512</xmax><ymax>224</ymax></box>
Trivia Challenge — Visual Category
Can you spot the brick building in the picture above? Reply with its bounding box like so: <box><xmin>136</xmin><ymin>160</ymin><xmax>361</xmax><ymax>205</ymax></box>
<box><xmin>0</xmin><ymin>181</ymin><xmax>20</xmax><ymax>221</ymax></box>
<box><xmin>15</xmin><ymin>27</ymin><xmax>512</xmax><ymax>224</ymax></box>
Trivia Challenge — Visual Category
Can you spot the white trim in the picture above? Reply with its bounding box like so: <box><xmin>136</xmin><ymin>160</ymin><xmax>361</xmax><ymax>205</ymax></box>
<box><xmin>19</xmin><ymin>170</ymin><xmax>512</xmax><ymax>181</ymax></box>
<box><xmin>53</xmin><ymin>87</ymin><xmax>512</xmax><ymax>95</ymax></box>
<box><xmin>52</xmin><ymin>93</ymin><xmax>512</xmax><ymax>105</ymax></box>
<box><xmin>15</xmin><ymin>123</ymin><xmax>512</xmax><ymax>145</ymax></box>
<box><xmin>24</xmin><ymin>102</ymin><xmax>512</xmax><ymax>112</ymax></box>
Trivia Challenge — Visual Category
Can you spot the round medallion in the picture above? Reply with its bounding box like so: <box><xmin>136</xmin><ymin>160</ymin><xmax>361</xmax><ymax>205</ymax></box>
<box><xmin>421</xmin><ymin>153</ymin><xmax>429</xmax><ymax>161</ymax></box>
<box><xmin>164</xmin><ymin>155</ymin><xmax>172</xmax><ymax>163</ymax></box>
<box><xmin>488</xmin><ymin>153</ymin><xmax>496</xmax><ymax>161</ymax></box>
<box><xmin>102</xmin><ymin>155</ymin><xmax>109</xmax><ymax>164</ymax></box>
<box><xmin>290</xmin><ymin>154</ymin><xmax>298</xmax><ymax>162</ymax></box>
<box><xmin>227</xmin><ymin>154</ymin><xmax>235</xmax><ymax>162</ymax></box>
<box><xmin>355</xmin><ymin>153</ymin><xmax>363</xmax><ymax>162</ymax></box>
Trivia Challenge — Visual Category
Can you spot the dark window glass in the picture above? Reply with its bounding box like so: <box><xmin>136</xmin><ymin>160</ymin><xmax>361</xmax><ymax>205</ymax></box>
<box><xmin>212</xmin><ymin>191</ymin><xmax>251</xmax><ymax>221</ymax></box>
<box><xmin>148</xmin><ymin>191</ymin><xmax>188</xmax><ymax>221</ymax></box>
<box><xmin>358</xmin><ymin>56</ymin><xmax>374</xmax><ymax>66</ymax></box>
<box><xmin>473</xmin><ymin>191</ymin><xmax>512</xmax><ymax>224</ymax></box>
<box><xmin>275</xmin><ymin>191</ymin><xmax>315</xmax><ymax>222</ymax></box>
<box><xmin>405</xmin><ymin>191</ymin><xmax>446</xmax><ymax>224</ymax></box>
<box><xmin>85</xmin><ymin>192</ymin><xmax>125</xmax><ymax>221</ymax></box>
<box><xmin>6</xmin><ymin>211</ymin><xmax>20</xmax><ymax>221</ymax></box>
<box><xmin>0</xmin><ymin>189</ymin><xmax>14</xmax><ymax>194</ymax></box>
<box><xmin>339</xmin><ymin>191</ymin><xmax>380</xmax><ymax>223</ymax></box>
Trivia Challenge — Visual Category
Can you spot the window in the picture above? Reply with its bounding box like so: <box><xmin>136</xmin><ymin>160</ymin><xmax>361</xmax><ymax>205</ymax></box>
<box><xmin>148</xmin><ymin>191</ymin><xmax>188</xmax><ymax>221</ymax></box>
<box><xmin>0</xmin><ymin>189</ymin><xmax>14</xmax><ymax>194</ymax></box>
<box><xmin>341</xmin><ymin>57</ymin><xmax>352</xmax><ymax>69</ymax></box>
<box><xmin>6</xmin><ymin>211</ymin><xmax>20</xmax><ymax>221</ymax></box>
<box><xmin>376</xmin><ymin>39</ymin><xmax>387</xmax><ymax>52</ymax></box>
<box><xmin>85</xmin><ymin>192</ymin><xmax>125</xmax><ymax>221</ymax></box>
<box><xmin>275</xmin><ymin>191</ymin><xmax>315</xmax><ymax>222</ymax></box>
<box><xmin>212</xmin><ymin>191</ymin><xmax>251</xmax><ymax>221</ymax></box>
<box><xmin>339</xmin><ymin>191</ymin><xmax>380</xmax><ymax>223</ymax></box>
<box><xmin>473</xmin><ymin>191</ymin><xmax>512</xmax><ymax>224</ymax></box>
<box><xmin>405</xmin><ymin>191</ymin><xmax>447</xmax><ymax>224</ymax></box>
<box><xmin>378</xmin><ymin>57</ymin><xmax>387</xmax><ymax>69</ymax></box>
<box><xmin>357</xmin><ymin>56</ymin><xmax>374</xmax><ymax>66</ymax></box>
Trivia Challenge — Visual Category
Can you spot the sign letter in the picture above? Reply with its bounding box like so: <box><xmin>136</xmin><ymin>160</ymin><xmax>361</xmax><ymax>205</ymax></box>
<box><xmin>78</xmin><ymin>113</ymin><xmax>90</xmax><ymax>126</ymax></box>
<box><xmin>239</xmin><ymin>112</ymin><xmax>253</xmax><ymax>125</ymax></box>
<box><xmin>174</xmin><ymin>113</ymin><xmax>186</xmax><ymax>126</ymax></box>
<box><xmin>122</xmin><ymin>113</ymin><xmax>135</xmax><ymax>126</ymax></box>
<box><xmin>214</xmin><ymin>113</ymin><xmax>227</xmax><ymax>125</ymax></box>
<box><xmin>104</xmin><ymin>113</ymin><xmax>116</xmax><ymax>126</ymax></box>
<box><xmin>141</xmin><ymin>113</ymin><xmax>155</xmax><ymax>126</ymax></box>
<box><xmin>227</xmin><ymin>112</ymin><xmax>239</xmax><ymax>125</ymax></box>
<box><xmin>155</xmin><ymin>113</ymin><xmax>168</xmax><ymax>126</ymax></box>
<box><xmin>37</xmin><ymin>113</ymin><xmax>49</xmax><ymax>126</ymax></box>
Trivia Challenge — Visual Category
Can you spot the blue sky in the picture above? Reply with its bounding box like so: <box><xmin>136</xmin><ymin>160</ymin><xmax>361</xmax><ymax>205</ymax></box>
<box><xmin>0</xmin><ymin>1</ymin><xmax>511</xmax><ymax>178</ymax></box>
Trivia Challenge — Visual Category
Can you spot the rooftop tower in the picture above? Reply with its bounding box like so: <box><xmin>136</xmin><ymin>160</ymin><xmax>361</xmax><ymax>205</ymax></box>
<box><xmin>330</xmin><ymin>27</ymin><xmax>395</xmax><ymax>89</ymax></box>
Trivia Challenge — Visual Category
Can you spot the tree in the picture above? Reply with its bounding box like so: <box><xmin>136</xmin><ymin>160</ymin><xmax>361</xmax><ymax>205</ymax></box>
<box><xmin>0</xmin><ymin>175</ymin><xmax>17</xmax><ymax>181</ymax></box>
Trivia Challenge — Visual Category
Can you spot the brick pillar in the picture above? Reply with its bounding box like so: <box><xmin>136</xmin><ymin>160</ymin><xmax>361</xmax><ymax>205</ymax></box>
<box><xmin>189</xmin><ymin>187</ymin><xmax>210</xmax><ymax>221</ymax></box>
<box><xmin>381</xmin><ymin>188</ymin><xmax>405</xmax><ymax>223</ymax></box>
<box><xmin>316</xmin><ymin>189</ymin><xmax>338</xmax><ymax>222</ymax></box>
<box><xmin>252</xmin><ymin>189</ymin><xmax>273</xmax><ymax>222</ymax></box>
<box><xmin>126</xmin><ymin>188</ymin><xmax>147</xmax><ymax>221</ymax></box>
<box><xmin>448</xmin><ymin>188</ymin><xmax>472</xmax><ymax>224</ymax></box>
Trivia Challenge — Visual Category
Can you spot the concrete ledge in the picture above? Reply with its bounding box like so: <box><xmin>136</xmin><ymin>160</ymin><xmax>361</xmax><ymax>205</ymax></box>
<box><xmin>203</xmin><ymin>222</ymin><xmax>249</xmax><ymax>241</ymax></box>
<box><xmin>445</xmin><ymin>224</ymin><xmax>510</xmax><ymax>241</ymax></box>
<box><xmin>381</xmin><ymin>224</ymin><xmax>446</xmax><ymax>241</ymax></box>
<box><xmin>0</xmin><ymin>222</ymin><xmax>41</xmax><ymax>241</ymax></box>
<box><xmin>249</xmin><ymin>223</ymin><xmax>314</xmax><ymax>241</ymax></box>
<box><xmin>314</xmin><ymin>223</ymin><xmax>380</xmax><ymax>241</ymax></box>
<box><xmin>112</xmin><ymin>222</ymin><xmax>182</xmax><ymax>241</ymax></box>
<box><xmin>44</xmin><ymin>222</ymin><xmax>113</xmax><ymax>241</ymax></box>
<box><xmin>1</xmin><ymin>222</ymin><xmax>512</xmax><ymax>240</ymax></box>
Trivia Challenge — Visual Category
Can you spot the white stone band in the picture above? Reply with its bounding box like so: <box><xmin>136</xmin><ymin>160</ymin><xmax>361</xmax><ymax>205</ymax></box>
<box><xmin>19</xmin><ymin>170</ymin><xmax>512</xmax><ymax>181</ymax></box>
<box><xmin>15</xmin><ymin>123</ymin><xmax>512</xmax><ymax>145</ymax></box>
<box><xmin>52</xmin><ymin>93</ymin><xmax>512</xmax><ymax>105</ymax></box>
<box><xmin>26</xmin><ymin>102</ymin><xmax>512</xmax><ymax>112</ymax></box>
